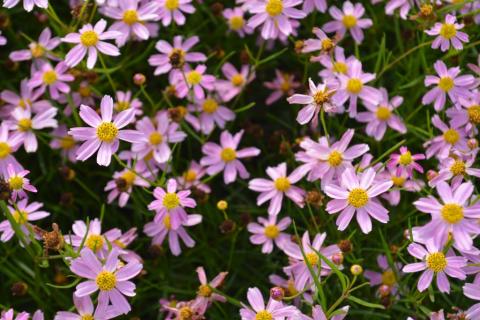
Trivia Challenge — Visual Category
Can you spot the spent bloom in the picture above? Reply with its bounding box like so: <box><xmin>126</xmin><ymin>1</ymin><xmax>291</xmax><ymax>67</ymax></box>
<box><xmin>0</xmin><ymin>199</ymin><xmax>49</xmax><ymax>242</ymax></box>
<box><xmin>425</xmin><ymin>14</ymin><xmax>468</xmax><ymax>52</ymax></box>
<box><xmin>247</xmin><ymin>215</ymin><xmax>291</xmax><ymax>253</ymax></box>
<box><xmin>157</xmin><ymin>0</ymin><xmax>195</xmax><ymax>26</ymax></box>
<box><xmin>239</xmin><ymin>287</ymin><xmax>299</xmax><ymax>320</ymax></box>
<box><xmin>9</xmin><ymin>27</ymin><xmax>60</xmax><ymax>62</ymax></box>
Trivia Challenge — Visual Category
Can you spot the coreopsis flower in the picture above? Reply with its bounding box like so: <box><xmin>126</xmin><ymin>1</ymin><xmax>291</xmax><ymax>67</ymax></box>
<box><xmin>174</xmin><ymin>65</ymin><xmax>216</xmax><ymax>100</ymax></box>
<box><xmin>248</xmin><ymin>162</ymin><xmax>306</xmax><ymax>216</ymax></box>
<box><xmin>0</xmin><ymin>124</ymin><xmax>23</xmax><ymax>177</ymax></box>
<box><xmin>8</xmin><ymin>107</ymin><xmax>58</xmax><ymax>153</ymax></box>
<box><xmin>263</xmin><ymin>70</ymin><xmax>300</xmax><ymax>105</ymax></box>
<box><xmin>302</xmin><ymin>0</ymin><xmax>327</xmax><ymax>14</ymax></box>
<box><xmin>113</xmin><ymin>227</ymin><xmax>141</xmax><ymax>263</ymax></box>
<box><xmin>413</xmin><ymin>181</ymin><xmax>480</xmax><ymax>251</ymax></box>
<box><xmin>1</xmin><ymin>79</ymin><xmax>53</xmax><ymax>117</ymax></box>
<box><xmin>323</xmin><ymin>1</ymin><xmax>373</xmax><ymax>44</ymax></box>
<box><xmin>148</xmin><ymin>179</ymin><xmax>196</xmax><ymax>230</ymax></box>
<box><xmin>101</xmin><ymin>0</ymin><xmax>159</xmax><ymax>46</ymax></box>
<box><xmin>464</xmin><ymin>281</ymin><xmax>480</xmax><ymax>319</ymax></box>
<box><xmin>422</xmin><ymin>60</ymin><xmax>475</xmax><ymax>111</ymax></box>
<box><xmin>54</xmin><ymin>294</ymin><xmax>119</xmax><ymax>320</ymax></box>
<box><xmin>287</xmin><ymin>78</ymin><xmax>338</xmax><ymax>126</ymax></box>
<box><xmin>364</xmin><ymin>255</ymin><xmax>402</xmax><ymax>295</ymax></box>
<box><xmin>216</xmin><ymin>63</ymin><xmax>253</xmax><ymax>102</ymax></box>
<box><xmin>70</xmin><ymin>248</ymin><xmax>142</xmax><ymax>315</ymax></box>
<box><xmin>28</xmin><ymin>62</ymin><xmax>74</xmax><ymax>100</ymax></box>
<box><xmin>447</xmin><ymin>93</ymin><xmax>480</xmax><ymax>134</ymax></box>
<box><xmin>200</xmin><ymin>130</ymin><xmax>260</xmax><ymax>184</ymax></box>
<box><xmin>60</xmin><ymin>81</ymin><xmax>98</xmax><ymax>116</ymax></box>
<box><xmin>223</xmin><ymin>7</ymin><xmax>253</xmax><ymax>37</ymax></box>
<box><xmin>50</xmin><ymin>125</ymin><xmax>78</xmax><ymax>162</ymax></box>
<box><xmin>66</xmin><ymin>218</ymin><xmax>121</xmax><ymax>256</ymax></box>
<box><xmin>378</xmin><ymin>166</ymin><xmax>423</xmax><ymax>206</ymax></box>
<box><xmin>384</xmin><ymin>0</ymin><xmax>414</xmax><ymax>20</ymax></box>
<box><xmin>0</xmin><ymin>309</ymin><xmax>40</xmax><ymax>320</ymax></box>
<box><xmin>148</xmin><ymin>35</ymin><xmax>206</xmax><ymax>76</ymax></box>
<box><xmin>239</xmin><ymin>287</ymin><xmax>299</xmax><ymax>320</ymax></box>
<box><xmin>429</xmin><ymin>153</ymin><xmax>480</xmax><ymax>187</ymax></box>
<box><xmin>144</xmin><ymin>213</ymin><xmax>202</xmax><ymax>256</ymax></box>
<box><xmin>402</xmin><ymin>242</ymin><xmax>466</xmax><ymax>293</ymax></box>
<box><xmin>302</xmin><ymin>305</ymin><xmax>349</xmax><ymax>320</ymax></box>
<box><xmin>424</xmin><ymin>115</ymin><xmax>468</xmax><ymax>159</ymax></box>
<box><xmin>177</xmin><ymin>161</ymin><xmax>211</xmax><ymax>193</ymax></box>
<box><xmin>387</xmin><ymin>146</ymin><xmax>425</xmax><ymax>176</ymax></box>
<box><xmin>316</xmin><ymin>46</ymin><xmax>356</xmax><ymax>80</ymax></box>
<box><xmin>324</xmin><ymin>167</ymin><xmax>393</xmax><ymax>234</ymax></box>
<box><xmin>9</xmin><ymin>27</ymin><xmax>60</xmax><ymax>62</ymax></box>
<box><xmin>0</xmin><ymin>31</ymin><xmax>5</xmax><ymax>46</ymax></box>
<box><xmin>302</xmin><ymin>28</ymin><xmax>335</xmax><ymax>56</ymax></box>
<box><xmin>69</xmin><ymin>95</ymin><xmax>143</xmax><ymax>166</ymax></box>
<box><xmin>131</xmin><ymin>112</ymin><xmax>186</xmax><ymax>164</ymax></box>
<box><xmin>161</xmin><ymin>300</ymin><xmax>205</xmax><ymax>320</ymax></box>
<box><xmin>62</xmin><ymin>19</ymin><xmax>121</xmax><ymax>69</ymax></box>
<box><xmin>334</xmin><ymin>59</ymin><xmax>380</xmax><ymax>117</ymax></box>
<box><xmin>194</xmin><ymin>267</ymin><xmax>228</xmax><ymax>314</ymax></box>
<box><xmin>113</xmin><ymin>90</ymin><xmax>142</xmax><ymax>116</ymax></box>
<box><xmin>105</xmin><ymin>162</ymin><xmax>152</xmax><ymax>207</ymax></box>
<box><xmin>425</xmin><ymin>14</ymin><xmax>468</xmax><ymax>52</ymax></box>
<box><xmin>2</xmin><ymin>0</ymin><xmax>47</xmax><ymax>11</ymax></box>
<box><xmin>185</xmin><ymin>97</ymin><xmax>235</xmax><ymax>134</ymax></box>
<box><xmin>4</xmin><ymin>164</ymin><xmax>36</xmax><ymax>201</ymax></box>
<box><xmin>247</xmin><ymin>0</ymin><xmax>306</xmax><ymax>40</ymax></box>
<box><xmin>282</xmin><ymin>231</ymin><xmax>341</xmax><ymax>290</ymax></box>
<box><xmin>0</xmin><ymin>199</ymin><xmax>49</xmax><ymax>242</ymax></box>
<box><xmin>356</xmin><ymin>88</ymin><xmax>407</xmax><ymax>141</ymax></box>
<box><xmin>247</xmin><ymin>215</ymin><xmax>291</xmax><ymax>253</ymax></box>
<box><xmin>158</xmin><ymin>0</ymin><xmax>195</xmax><ymax>26</ymax></box>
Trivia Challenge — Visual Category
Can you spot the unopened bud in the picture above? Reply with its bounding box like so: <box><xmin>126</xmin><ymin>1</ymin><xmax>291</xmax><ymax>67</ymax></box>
<box><xmin>217</xmin><ymin>200</ymin><xmax>228</xmax><ymax>211</ymax></box>
<box><xmin>133</xmin><ymin>73</ymin><xmax>146</xmax><ymax>86</ymax></box>
<box><xmin>350</xmin><ymin>264</ymin><xmax>363</xmax><ymax>276</ymax></box>
<box><xmin>426</xmin><ymin>169</ymin><xmax>438</xmax><ymax>181</ymax></box>
<box><xmin>332</xmin><ymin>252</ymin><xmax>344</xmax><ymax>265</ymax></box>
<box><xmin>11</xmin><ymin>282</ymin><xmax>28</xmax><ymax>296</ymax></box>
<box><xmin>270</xmin><ymin>287</ymin><xmax>285</xmax><ymax>301</ymax></box>
<box><xmin>219</xmin><ymin>219</ymin><xmax>236</xmax><ymax>234</ymax></box>
<box><xmin>338</xmin><ymin>239</ymin><xmax>352</xmax><ymax>253</ymax></box>
<box><xmin>378</xmin><ymin>284</ymin><xmax>391</xmax><ymax>297</ymax></box>
<box><xmin>467</xmin><ymin>138</ymin><xmax>478</xmax><ymax>150</ymax></box>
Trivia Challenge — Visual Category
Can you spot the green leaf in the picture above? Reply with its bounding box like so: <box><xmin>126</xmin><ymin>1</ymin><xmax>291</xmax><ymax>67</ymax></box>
<box><xmin>347</xmin><ymin>295</ymin><xmax>385</xmax><ymax>309</ymax></box>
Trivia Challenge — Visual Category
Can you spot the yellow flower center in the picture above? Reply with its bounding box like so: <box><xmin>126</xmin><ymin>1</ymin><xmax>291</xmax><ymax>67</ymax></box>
<box><xmin>347</xmin><ymin>188</ymin><xmax>369</xmax><ymax>208</ymax></box>
<box><xmin>179</xmin><ymin>307</ymin><xmax>193</xmax><ymax>320</ymax></box>
<box><xmin>186</xmin><ymin>70</ymin><xmax>202</xmax><ymax>85</ymax></box>
<box><xmin>113</xmin><ymin>239</ymin><xmax>126</xmax><ymax>249</ymax></box>
<box><xmin>440</xmin><ymin>23</ymin><xmax>457</xmax><ymax>39</ymax></box>
<box><xmin>342</xmin><ymin>15</ymin><xmax>357</xmax><ymax>28</ymax></box>
<box><xmin>264</xmin><ymin>225</ymin><xmax>280</xmax><ymax>239</ymax></box>
<box><xmin>18</xmin><ymin>118</ymin><xmax>32</xmax><ymax>132</ymax></box>
<box><xmin>333</xmin><ymin>62</ymin><xmax>348</xmax><ymax>74</ymax></box>
<box><xmin>220</xmin><ymin>147</ymin><xmax>236</xmax><ymax>162</ymax></box>
<box><xmin>328</xmin><ymin>150</ymin><xmax>343</xmax><ymax>167</ymax></box>
<box><xmin>467</xmin><ymin>105</ymin><xmax>480</xmax><ymax>124</ymax></box>
<box><xmin>165</xmin><ymin>0</ymin><xmax>179</xmax><ymax>10</ymax></box>
<box><xmin>381</xmin><ymin>270</ymin><xmax>396</xmax><ymax>286</ymax></box>
<box><xmin>265</xmin><ymin>0</ymin><xmax>283</xmax><ymax>16</ymax></box>
<box><xmin>391</xmin><ymin>176</ymin><xmax>405</xmax><ymax>187</ymax></box>
<box><xmin>202</xmin><ymin>99</ymin><xmax>219</xmax><ymax>113</ymax></box>
<box><xmin>274</xmin><ymin>177</ymin><xmax>290</xmax><ymax>192</ymax></box>
<box><xmin>13</xmin><ymin>210</ymin><xmax>28</xmax><ymax>224</ymax></box>
<box><xmin>96</xmin><ymin>270</ymin><xmax>117</xmax><ymax>291</ymax></box>
<box><xmin>122</xmin><ymin>170</ymin><xmax>136</xmax><ymax>186</ymax></box>
<box><xmin>441</xmin><ymin>203</ymin><xmax>464</xmax><ymax>224</ymax></box>
<box><xmin>398</xmin><ymin>151</ymin><xmax>412</xmax><ymax>166</ymax></box>
<box><xmin>305</xmin><ymin>252</ymin><xmax>319</xmax><ymax>266</ymax></box>
<box><xmin>96</xmin><ymin>122</ymin><xmax>119</xmax><ymax>143</ymax></box>
<box><xmin>169</xmin><ymin>48</ymin><xmax>186</xmax><ymax>68</ymax></box>
<box><xmin>229</xmin><ymin>16</ymin><xmax>245</xmax><ymax>30</ymax></box>
<box><xmin>443</xmin><ymin>129</ymin><xmax>459</xmax><ymax>145</ymax></box>
<box><xmin>280</xmin><ymin>80</ymin><xmax>291</xmax><ymax>93</ymax></box>
<box><xmin>313</xmin><ymin>89</ymin><xmax>330</xmax><ymax>105</ymax></box>
<box><xmin>8</xmin><ymin>176</ymin><xmax>24</xmax><ymax>190</ymax></box>
<box><xmin>115</xmin><ymin>101</ymin><xmax>130</xmax><ymax>111</ymax></box>
<box><xmin>321</xmin><ymin>38</ymin><xmax>334</xmax><ymax>51</ymax></box>
<box><xmin>450</xmin><ymin>160</ymin><xmax>466</xmax><ymax>176</ymax></box>
<box><xmin>59</xmin><ymin>136</ymin><xmax>75</xmax><ymax>150</ymax></box>
<box><xmin>438</xmin><ymin>77</ymin><xmax>454</xmax><ymax>92</ymax></box>
<box><xmin>255</xmin><ymin>310</ymin><xmax>273</xmax><ymax>320</ymax></box>
<box><xmin>346</xmin><ymin>78</ymin><xmax>363</xmax><ymax>94</ymax></box>
<box><xmin>122</xmin><ymin>9</ymin><xmax>139</xmax><ymax>25</ymax></box>
<box><xmin>78</xmin><ymin>85</ymin><xmax>91</xmax><ymax>97</ymax></box>
<box><xmin>30</xmin><ymin>43</ymin><xmax>44</xmax><ymax>58</ymax></box>
<box><xmin>420</xmin><ymin>4</ymin><xmax>433</xmax><ymax>16</ymax></box>
<box><xmin>18</xmin><ymin>99</ymin><xmax>31</xmax><ymax>109</ymax></box>
<box><xmin>42</xmin><ymin>70</ymin><xmax>57</xmax><ymax>85</ymax></box>
<box><xmin>81</xmin><ymin>315</ymin><xmax>94</xmax><ymax>320</ymax></box>
<box><xmin>231</xmin><ymin>74</ymin><xmax>245</xmax><ymax>87</ymax></box>
<box><xmin>376</xmin><ymin>106</ymin><xmax>391</xmax><ymax>121</ymax></box>
<box><xmin>183</xmin><ymin>169</ymin><xmax>197</xmax><ymax>182</ymax></box>
<box><xmin>149</xmin><ymin>132</ymin><xmax>163</xmax><ymax>145</ymax></box>
<box><xmin>80</xmin><ymin>30</ymin><xmax>98</xmax><ymax>47</ymax></box>
<box><xmin>85</xmin><ymin>234</ymin><xmax>104</xmax><ymax>252</ymax></box>
<box><xmin>197</xmin><ymin>284</ymin><xmax>212</xmax><ymax>297</ymax></box>
<box><xmin>163</xmin><ymin>214</ymin><xmax>171</xmax><ymax>229</ymax></box>
<box><xmin>426</xmin><ymin>252</ymin><xmax>447</xmax><ymax>273</ymax></box>
<box><xmin>163</xmin><ymin>193</ymin><xmax>180</xmax><ymax>210</ymax></box>
<box><xmin>0</xmin><ymin>142</ymin><xmax>12</xmax><ymax>159</ymax></box>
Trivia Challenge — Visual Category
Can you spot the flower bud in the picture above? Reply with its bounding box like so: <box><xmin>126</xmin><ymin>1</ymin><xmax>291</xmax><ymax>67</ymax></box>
<box><xmin>378</xmin><ymin>284</ymin><xmax>391</xmax><ymax>297</ymax></box>
<box><xmin>468</xmin><ymin>138</ymin><xmax>478</xmax><ymax>150</ymax></box>
<box><xmin>350</xmin><ymin>264</ymin><xmax>363</xmax><ymax>276</ymax></box>
<box><xmin>217</xmin><ymin>200</ymin><xmax>228</xmax><ymax>211</ymax></box>
<box><xmin>270</xmin><ymin>287</ymin><xmax>285</xmax><ymax>301</ymax></box>
<box><xmin>219</xmin><ymin>219</ymin><xmax>236</xmax><ymax>234</ymax></box>
<box><xmin>11</xmin><ymin>282</ymin><xmax>28</xmax><ymax>296</ymax></box>
<box><xmin>338</xmin><ymin>239</ymin><xmax>352</xmax><ymax>253</ymax></box>
<box><xmin>332</xmin><ymin>252</ymin><xmax>344</xmax><ymax>265</ymax></box>
<box><xmin>426</xmin><ymin>169</ymin><xmax>438</xmax><ymax>181</ymax></box>
<box><xmin>133</xmin><ymin>73</ymin><xmax>146</xmax><ymax>86</ymax></box>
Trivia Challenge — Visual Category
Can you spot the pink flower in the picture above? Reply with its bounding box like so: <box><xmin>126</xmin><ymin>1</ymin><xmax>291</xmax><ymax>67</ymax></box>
<box><xmin>105</xmin><ymin>162</ymin><xmax>152</xmax><ymax>207</ymax></box>
<box><xmin>148</xmin><ymin>179</ymin><xmax>196</xmax><ymax>230</ymax></box>
<box><xmin>387</xmin><ymin>146</ymin><xmax>425</xmax><ymax>176</ymax></box>
<box><xmin>424</xmin><ymin>115</ymin><xmax>468</xmax><ymax>159</ymax></box>
<box><xmin>174</xmin><ymin>65</ymin><xmax>216</xmax><ymax>100</ymax></box>
<box><xmin>1</xmin><ymin>79</ymin><xmax>53</xmax><ymax>118</ymax></box>
<box><xmin>464</xmin><ymin>281</ymin><xmax>480</xmax><ymax>319</ymax></box>
<box><xmin>2</xmin><ymin>0</ymin><xmax>47</xmax><ymax>11</ymax></box>
<box><xmin>422</xmin><ymin>60</ymin><xmax>475</xmax><ymax>111</ymax></box>
<box><xmin>4</xmin><ymin>164</ymin><xmax>36</xmax><ymax>201</ymax></box>
<box><xmin>176</xmin><ymin>161</ymin><xmax>211</xmax><ymax>194</ymax></box>
<box><xmin>323</xmin><ymin>1</ymin><xmax>372</xmax><ymax>44</ymax></box>
<box><xmin>158</xmin><ymin>0</ymin><xmax>195</xmax><ymax>26</ymax></box>
<box><xmin>194</xmin><ymin>267</ymin><xmax>228</xmax><ymax>314</ymax></box>
<box><xmin>70</xmin><ymin>248</ymin><xmax>142</xmax><ymax>315</ymax></box>
<box><xmin>428</xmin><ymin>154</ymin><xmax>480</xmax><ymax>187</ymax></box>
<box><xmin>247</xmin><ymin>0</ymin><xmax>306</xmax><ymax>40</ymax></box>
<box><xmin>113</xmin><ymin>90</ymin><xmax>143</xmax><ymax>116</ymax></box>
<box><xmin>223</xmin><ymin>7</ymin><xmax>253</xmax><ymax>37</ymax></box>
<box><xmin>377</xmin><ymin>166</ymin><xmax>423</xmax><ymax>206</ymax></box>
<box><xmin>239</xmin><ymin>287</ymin><xmax>299</xmax><ymax>320</ymax></box>
<box><xmin>248</xmin><ymin>162</ymin><xmax>306</xmax><ymax>216</ymax></box>
<box><xmin>185</xmin><ymin>97</ymin><xmax>235</xmax><ymax>134</ymax></box>
<box><xmin>364</xmin><ymin>255</ymin><xmax>402</xmax><ymax>295</ymax></box>
<box><xmin>302</xmin><ymin>27</ymin><xmax>335</xmax><ymax>55</ymax></box>
<box><xmin>402</xmin><ymin>242</ymin><xmax>466</xmax><ymax>293</ymax></box>
<box><xmin>263</xmin><ymin>70</ymin><xmax>300</xmax><ymax>105</ymax></box>
<box><xmin>325</xmin><ymin>167</ymin><xmax>393</xmax><ymax>234</ymax></box>
<box><xmin>62</xmin><ymin>19</ymin><xmax>121</xmax><ymax>69</ymax></box>
<box><xmin>200</xmin><ymin>130</ymin><xmax>260</xmax><ymax>184</ymax></box>
<box><xmin>446</xmin><ymin>92</ymin><xmax>480</xmax><ymax>135</ymax></box>
<box><xmin>215</xmin><ymin>63</ymin><xmax>253</xmax><ymax>102</ymax></box>
<box><xmin>302</xmin><ymin>305</ymin><xmax>349</xmax><ymax>320</ymax></box>
<box><xmin>28</xmin><ymin>62</ymin><xmax>74</xmax><ymax>100</ymax></box>
<box><xmin>0</xmin><ymin>199</ymin><xmax>49</xmax><ymax>242</ymax></box>
<box><xmin>69</xmin><ymin>95</ymin><xmax>143</xmax><ymax>166</ymax></box>
<box><xmin>316</xmin><ymin>47</ymin><xmax>356</xmax><ymax>80</ymax></box>
<box><xmin>384</xmin><ymin>0</ymin><xmax>414</xmax><ymax>20</ymax></box>
<box><xmin>54</xmin><ymin>294</ymin><xmax>119</xmax><ymax>320</ymax></box>
<box><xmin>0</xmin><ymin>123</ymin><xmax>23</xmax><ymax>177</ymax></box>
<box><xmin>0</xmin><ymin>31</ymin><xmax>5</xmax><ymax>46</ymax></box>
<box><xmin>302</xmin><ymin>0</ymin><xmax>327</xmax><ymax>14</ymax></box>
<box><xmin>9</xmin><ymin>27</ymin><xmax>60</xmax><ymax>62</ymax></box>
<box><xmin>50</xmin><ymin>125</ymin><xmax>78</xmax><ymax>162</ymax></box>
<box><xmin>425</xmin><ymin>14</ymin><xmax>469</xmax><ymax>52</ymax></box>
<box><xmin>247</xmin><ymin>215</ymin><xmax>291</xmax><ymax>253</ymax></box>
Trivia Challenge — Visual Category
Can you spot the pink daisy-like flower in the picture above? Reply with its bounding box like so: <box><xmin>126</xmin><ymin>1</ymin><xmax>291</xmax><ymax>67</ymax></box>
<box><xmin>287</xmin><ymin>78</ymin><xmax>338</xmax><ymax>126</ymax></box>
<box><xmin>175</xmin><ymin>65</ymin><xmax>216</xmax><ymax>100</ymax></box>
<box><xmin>387</xmin><ymin>146</ymin><xmax>425</xmax><ymax>176</ymax></box>
<box><xmin>200</xmin><ymin>130</ymin><xmax>260</xmax><ymax>184</ymax></box>
<box><xmin>239</xmin><ymin>287</ymin><xmax>299</xmax><ymax>320</ymax></box>
<box><xmin>50</xmin><ymin>125</ymin><xmax>78</xmax><ymax>162</ymax></box>
<box><xmin>247</xmin><ymin>215</ymin><xmax>291</xmax><ymax>253</ymax></box>
<box><xmin>0</xmin><ymin>309</ymin><xmax>30</xmax><ymax>320</ymax></box>
<box><xmin>248</xmin><ymin>162</ymin><xmax>306</xmax><ymax>216</ymax></box>
<box><xmin>223</xmin><ymin>7</ymin><xmax>253</xmax><ymax>37</ymax></box>
<box><xmin>9</xmin><ymin>27</ymin><xmax>60</xmax><ymax>62</ymax></box>
<box><xmin>54</xmin><ymin>294</ymin><xmax>119</xmax><ymax>320</ymax></box>
<box><xmin>4</xmin><ymin>164</ymin><xmax>36</xmax><ymax>201</ymax></box>
<box><xmin>413</xmin><ymin>181</ymin><xmax>480</xmax><ymax>251</ymax></box>
<box><xmin>302</xmin><ymin>0</ymin><xmax>327</xmax><ymax>14</ymax></box>
<box><xmin>325</xmin><ymin>167</ymin><xmax>393</xmax><ymax>234</ymax></box>
<box><xmin>2</xmin><ymin>0</ymin><xmax>47</xmax><ymax>11</ymax></box>
<box><xmin>302</xmin><ymin>305</ymin><xmax>349</xmax><ymax>320</ymax></box>
<box><xmin>428</xmin><ymin>153</ymin><xmax>480</xmax><ymax>187</ymax></box>
<box><xmin>0</xmin><ymin>199</ymin><xmax>49</xmax><ymax>243</ymax></box>
<box><xmin>194</xmin><ymin>267</ymin><xmax>228</xmax><ymax>314</ymax></box>
<box><xmin>283</xmin><ymin>231</ymin><xmax>341</xmax><ymax>291</ymax></box>
<box><xmin>422</xmin><ymin>60</ymin><xmax>475</xmax><ymax>111</ymax></box>
<box><xmin>0</xmin><ymin>124</ymin><xmax>23</xmax><ymax>177</ymax></box>
<box><xmin>69</xmin><ymin>95</ymin><xmax>143</xmax><ymax>166</ymax></box>
<box><xmin>144</xmin><ymin>212</ymin><xmax>202</xmax><ymax>256</ymax></box>
<box><xmin>148</xmin><ymin>179</ymin><xmax>196</xmax><ymax>230</ymax></box>
<box><xmin>0</xmin><ymin>31</ymin><xmax>5</xmax><ymax>46</ymax></box>
<box><xmin>1</xmin><ymin>79</ymin><xmax>52</xmax><ymax>118</ymax></box>
<box><xmin>323</xmin><ymin>1</ymin><xmax>373</xmax><ymax>44</ymax></box>
<box><xmin>425</xmin><ymin>14</ymin><xmax>469</xmax><ymax>52</ymax></box>
<box><xmin>247</xmin><ymin>0</ymin><xmax>306</xmax><ymax>40</ymax></box>
<box><xmin>384</xmin><ymin>0</ymin><xmax>414</xmax><ymax>20</ymax></box>
<box><xmin>263</xmin><ymin>70</ymin><xmax>300</xmax><ymax>105</ymax></box>
<box><xmin>464</xmin><ymin>281</ymin><xmax>480</xmax><ymax>319</ymax></box>
<box><xmin>356</xmin><ymin>88</ymin><xmax>407</xmax><ymax>141</ymax></box>
<box><xmin>446</xmin><ymin>93</ymin><xmax>480</xmax><ymax>135</ymax></box>
<box><xmin>70</xmin><ymin>248</ymin><xmax>142</xmax><ymax>315</ymax></box>
<box><xmin>62</xmin><ymin>19</ymin><xmax>121</xmax><ymax>69</ymax></box>
<box><xmin>316</xmin><ymin>46</ymin><xmax>357</xmax><ymax>80</ymax></box>
<box><xmin>424</xmin><ymin>115</ymin><xmax>468</xmax><ymax>159</ymax></box>
<box><xmin>402</xmin><ymin>242</ymin><xmax>466</xmax><ymax>293</ymax></box>
<box><xmin>176</xmin><ymin>161</ymin><xmax>211</xmax><ymax>194</ymax></box>
<box><xmin>185</xmin><ymin>97</ymin><xmax>235</xmax><ymax>135</ymax></box>
<box><xmin>216</xmin><ymin>63</ymin><xmax>253</xmax><ymax>102</ymax></box>
<box><xmin>378</xmin><ymin>166</ymin><xmax>423</xmax><ymax>206</ymax></box>
<box><xmin>158</xmin><ymin>0</ymin><xmax>195</xmax><ymax>26</ymax></box>
<box><xmin>113</xmin><ymin>90</ymin><xmax>142</xmax><ymax>116</ymax></box>
<box><xmin>302</xmin><ymin>27</ymin><xmax>335</xmax><ymax>56</ymax></box>
<box><xmin>364</xmin><ymin>255</ymin><xmax>402</xmax><ymax>295</ymax></box>
<box><xmin>59</xmin><ymin>81</ymin><xmax>98</xmax><ymax>116</ymax></box>
<box><xmin>28</xmin><ymin>62</ymin><xmax>74</xmax><ymax>100</ymax></box>
<box><xmin>105</xmin><ymin>162</ymin><xmax>152</xmax><ymax>207</ymax></box>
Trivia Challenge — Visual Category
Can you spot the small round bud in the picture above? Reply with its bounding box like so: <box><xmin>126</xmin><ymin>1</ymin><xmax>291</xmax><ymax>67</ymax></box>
<box><xmin>59</xmin><ymin>166</ymin><xmax>76</xmax><ymax>181</ymax></box>
<box><xmin>378</xmin><ymin>284</ymin><xmax>391</xmax><ymax>297</ymax></box>
<box><xmin>219</xmin><ymin>219</ymin><xmax>236</xmax><ymax>234</ymax></box>
<box><xmin>419</xmin><ymin>4</ymin><xmax>433</xmax><ymax>17</ymax></box>
<box><xmin>148</xmin><ymin>244</ymin><xmax>165</xmax><ymax>258</ymax></box>
<box><xmin>35</xmin><ymin>12</ymin><xmax>48</xmax><ymax>23</ymax></box>
<box><xmin>467</xmin><ymin>138</ymin><xmax>478</xmax><ymax>150</ymax></box>
<box><xmin>11</xmin><ymin>282</ymin><xmax>28</xmax><ymax>296</ymax></box>
<box><xmin>390</xmin><ymin>245</ymin><xmax>399</xmax><ymax>255</ymax></box>
<box><xmin>332</xmin><ymin>252</ymin><xmax>344</xmax><ymax>265</ymax></box>
<box><xmin>294</xmin><ymin>40</ymin><xmax>304</xmax><ymax>54</ymax></box>
<box><xmin>270</xmin><ymin>287</ymin><xmax>285</xmax><ymax>301</ymax></box>
<box><xmin>54</xmin><ymin>272</ymin><xmax>68</xmax><ymax>285</ymax></box>
<box><xmin>168</xmin><ymin>106</ymin><xmax>187</xmax><ymax>122</ymax></box>
<box><xmin>350</xmin><ymin>264</ymin><xmax>363</xmax><ymax>276</ymax></box>
<box><xmin>403</xmin><ymin>229</ymin><xmax>410</xmax><ymax>240</ymax></box>
<box><xmin>210</xmin><ymin>2</ymin><xmax>224</xmax><ymax>15</ymax></box>
<box><xmin>133</xmin><ymin>73</ymin><xmax>146</xmax><ymax>86</ymax></box>
<box><xmin>426</xmin><ymin>169</ymin><xmax>438</xmax><ymax>181</ymax></box>
<box><xmin>217</xmin><ymin>200</ymin><xmax>228</xmax><ymax>211</ymax></box>
<box><xmin>338</xmin><ymin>239</ymin><xmax>352</xmax><ymax>253</ymax></box>
<box><xmin>0</xmin><ymin>179</ymin><xmax>12</xmax><ymax>201</ymax></box>
<box><xmin>305</xmin><ymin>190</ymin><xmax>324</xmax><ymax>207</ymax></box>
